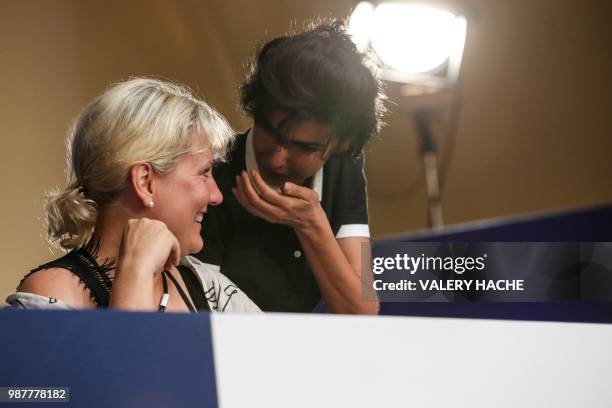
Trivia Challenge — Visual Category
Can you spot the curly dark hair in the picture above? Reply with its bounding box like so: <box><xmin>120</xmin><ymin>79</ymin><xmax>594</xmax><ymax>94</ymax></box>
<box><xmin>240</xmin><ymin>20</ymin><xmax>386</xmax><ymax>157</ymax></box>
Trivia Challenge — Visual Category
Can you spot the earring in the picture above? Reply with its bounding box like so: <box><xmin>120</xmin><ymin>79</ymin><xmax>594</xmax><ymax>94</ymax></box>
<box><xmin>147</xmin><ymin>200</ymin><xmax>155</xmax><ymax>208</ymax></box>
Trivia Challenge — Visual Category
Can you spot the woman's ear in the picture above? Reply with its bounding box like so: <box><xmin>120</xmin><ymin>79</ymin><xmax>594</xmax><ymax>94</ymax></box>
<box><xmin>129</xmin><ymin>163</ymin><xmax>156</xmax><ymax>208</ymax></box>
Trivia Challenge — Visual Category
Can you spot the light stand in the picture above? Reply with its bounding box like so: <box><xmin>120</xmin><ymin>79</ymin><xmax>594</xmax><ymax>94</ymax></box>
<box><xmin>415</xmin><ymin>110</ymin><xmax>444</xmax><ymax>227</ymax></box>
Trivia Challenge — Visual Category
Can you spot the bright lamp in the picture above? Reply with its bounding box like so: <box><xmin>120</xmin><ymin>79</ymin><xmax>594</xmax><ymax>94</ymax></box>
<box><xmin>349</xmin><ymin>2</ymin><xmax>467</xmax><ymax>83</ymax></box>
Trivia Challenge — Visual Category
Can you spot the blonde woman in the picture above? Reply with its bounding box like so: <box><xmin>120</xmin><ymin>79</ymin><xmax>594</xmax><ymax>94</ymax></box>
<box><xmin>6</xmin><ymin>78</ymin><xmax>260</xmax><ymax>313</ymax></box>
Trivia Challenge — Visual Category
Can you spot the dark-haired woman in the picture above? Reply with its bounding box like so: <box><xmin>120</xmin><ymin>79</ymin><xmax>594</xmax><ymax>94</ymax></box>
<box><xmin>196</xmin><ymin>20</ymin><xmax>385</xmax><ymax>314</ymax></box>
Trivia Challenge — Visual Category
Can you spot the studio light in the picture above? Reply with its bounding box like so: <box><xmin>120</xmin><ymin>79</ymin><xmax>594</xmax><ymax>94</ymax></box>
<box><xmin>349</xmin><ymin>1</ymin><xmax>467</xmax><ymax>86</ymax></box>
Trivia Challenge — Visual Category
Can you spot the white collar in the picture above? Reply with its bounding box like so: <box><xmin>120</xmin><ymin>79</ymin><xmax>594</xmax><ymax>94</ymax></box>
<box><xmin>245</xmin><ymin>128</ymin><xmax>323</xmax><ymax>201</ymax></box>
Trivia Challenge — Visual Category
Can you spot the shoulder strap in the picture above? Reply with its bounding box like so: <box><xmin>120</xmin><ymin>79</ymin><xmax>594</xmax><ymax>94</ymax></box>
<box><xmin>24</xmin><ymin>249</ymin><xmax>111</xmax><ymax>307</ymax></box>
<box><xmin>177</xmin><ymin>264</ymin><xmax>210</xmax><ymax>311</ymax></box>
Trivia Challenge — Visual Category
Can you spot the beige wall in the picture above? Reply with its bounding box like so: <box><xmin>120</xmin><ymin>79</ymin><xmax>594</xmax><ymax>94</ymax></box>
<box><xmin>1</xmin><ymin>0</ymin><xmax>611</xmax><ymax>297</ymax></box>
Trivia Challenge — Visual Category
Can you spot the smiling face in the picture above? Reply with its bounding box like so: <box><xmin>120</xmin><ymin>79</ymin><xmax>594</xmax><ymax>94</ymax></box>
<box><xmin>252</xmin><ymin>112</ymin><xmax>334</xmax><ymax>188</ymax></box>
<box><xmin>152</xmin><ymin>133</ymin><xmax>222</xmax><ymax>255</ymax></box>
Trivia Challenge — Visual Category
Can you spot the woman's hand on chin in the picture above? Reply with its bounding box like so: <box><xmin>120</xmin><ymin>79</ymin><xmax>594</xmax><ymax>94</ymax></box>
<box><xmin>117</xmin><ymin>218</ymin><xmax>181</xmax><ymax>277</ymax></box>
<box><xmin>109</xmin><ymin>218</ymin><xmax>181</xmax><ymax>311</ymax></box>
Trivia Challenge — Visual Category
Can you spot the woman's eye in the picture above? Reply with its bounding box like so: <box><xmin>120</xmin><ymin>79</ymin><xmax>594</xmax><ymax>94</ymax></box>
<box><xmin>290</xmin><ymin>141</ymin><xmax>320</xmax><ymax>153</ymax></box>
<box><xmin>200</xmin><ymin>168</ymin><xmax>212</xmax><ymax>179</ymax></box>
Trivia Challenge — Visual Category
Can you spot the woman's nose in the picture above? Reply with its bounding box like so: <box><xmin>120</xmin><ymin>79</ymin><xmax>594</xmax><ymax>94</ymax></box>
<box><xmin>208</xmin><ymin>177</ymin><xmax>223</xmax><ymax>206</ymax></box>
<box><xmin>268</xmin><ymin>144</ymin><xmax>289</xmax><ymax>168</ymax></box>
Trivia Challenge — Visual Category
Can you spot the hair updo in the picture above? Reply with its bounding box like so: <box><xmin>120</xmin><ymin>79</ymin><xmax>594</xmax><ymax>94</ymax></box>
<box><xmin>46</xmin><ymin>77</ymin><xmax>234</xmax><ymax>250</ymax></box>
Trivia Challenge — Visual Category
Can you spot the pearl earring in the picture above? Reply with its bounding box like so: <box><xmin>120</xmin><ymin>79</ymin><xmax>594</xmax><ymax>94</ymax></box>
<box><xmin>147</xmin><ymin>200</ymin><xmax>155</xmax><ymax>208</ymax></box>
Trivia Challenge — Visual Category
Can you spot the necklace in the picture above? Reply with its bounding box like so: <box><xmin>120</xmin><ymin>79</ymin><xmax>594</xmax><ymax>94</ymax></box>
<box><xmin>159</xmin><ymin>271</ymin><xmax>170</xmax><ymax>312</ymax></box>
<box><xmin>162</xmin><ymin>269</ymin><xmax>197</xmax><ymax>313</ymax></box>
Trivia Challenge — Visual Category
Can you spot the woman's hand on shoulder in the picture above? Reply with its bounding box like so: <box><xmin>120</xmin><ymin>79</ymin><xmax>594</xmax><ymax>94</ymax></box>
<box><xmin>18</xmin><ymin>267</ymin><xmax>96</xmax><ymax>309</ymax></box>
<box><xmin>116</xmin><ymin>218</ymin><xmax>181</xmax><ymax>279</ymax></box>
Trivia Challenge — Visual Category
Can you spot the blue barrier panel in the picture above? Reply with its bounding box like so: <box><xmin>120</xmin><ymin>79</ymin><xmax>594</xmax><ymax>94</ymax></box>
<box><xmin>0</xmin><ymin>309</ymin><xmax>217</xmax><ymax>408</ymax></box>
<box><xmin>374</xmin><ymin>204</ymin><xmax>612</xmax><ymax>319</ymax></box>
<box><xmin>384</xmin><ymin>203</ymin><xmax>612</xmax><ymax>242</ymax></box>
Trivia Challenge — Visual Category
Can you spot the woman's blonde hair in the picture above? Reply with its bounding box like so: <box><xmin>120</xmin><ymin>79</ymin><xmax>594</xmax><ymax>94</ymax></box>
<box><xmin>46</xmin><ymin>77</ymin><xmax>234</xmax><ymax>250</ymax></box>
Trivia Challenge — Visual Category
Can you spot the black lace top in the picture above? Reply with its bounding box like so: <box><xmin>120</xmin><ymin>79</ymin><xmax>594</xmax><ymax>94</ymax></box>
<box><xmin>20</xmin><ymin>242</ymin><xmax>213</xmax><ymax>310</ymax></box>
<box><xmin>20</xmin><ymin>242</ymin><xmax>115</xmax><ymax>307</ymax></box>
